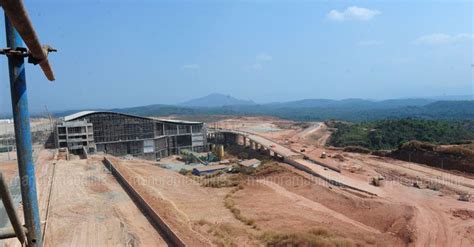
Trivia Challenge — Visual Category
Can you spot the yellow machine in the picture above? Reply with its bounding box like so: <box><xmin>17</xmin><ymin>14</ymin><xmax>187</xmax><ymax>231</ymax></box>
<box><xmin>215</xmin><ymin>144</ymin><xmax>225</xmax><ymax>160</ymax></box>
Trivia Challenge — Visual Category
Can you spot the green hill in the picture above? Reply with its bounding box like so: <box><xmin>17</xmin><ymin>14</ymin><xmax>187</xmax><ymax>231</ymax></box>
<box><xmin>327</xmin><ymin>119</ymin><xmax>474</xmax><ymax>150</ymax></box>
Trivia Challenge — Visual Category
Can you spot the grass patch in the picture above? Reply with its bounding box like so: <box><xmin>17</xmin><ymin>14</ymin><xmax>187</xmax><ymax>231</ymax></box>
<box><xmin>260</xmin><ymin>228</ymin><xmax>356</xmax><ymax>247</ymax></box>
<box><xmin>224</xmin><ymin>184</ymin><xmax>258</xmax><ymax>229</ymax></box>
<box><xmin>437</xmin><ymin>145</ymin><xmax>474</xmax><ymax>157</ymax></box>
<box><xmin>252</xmin><ymin>163</ymin><xmax>286</xmax><ymax>177</ymax></box>
<box><xmin>193</xmin><ymin>171</ymin><xmax>243</xmax><ymax>188</ymax></box>
<box><xmin>202</xmin><ymin>178</ymin><xmax>239</xmax><ymax>188</ymax></box>
<box><xmin>204</xmin><ymin>170</ymin><xmax>225</xmax><ymax>179</ymax></box>
<box><xmin>343</xmin><ymin>146</ymin><xmax>371</xmax><ymax>154</ymax></box>
<box><xmin>178</xmin><ymin>168</ymin><xmax>191</xmax><ymax>175</ymax></box>
<box><xmin>196</xmin><ymin>220</ymin><xmax>241</xmax><ymax>247</ymax></box>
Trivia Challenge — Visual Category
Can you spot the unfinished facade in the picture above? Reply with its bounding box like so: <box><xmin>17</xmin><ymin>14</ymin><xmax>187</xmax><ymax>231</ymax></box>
<box><xmin>56</xmin><ymin>119</ymin><xmax>95</xmax><ymax>154</ymax></box>
<box><xmin>56</xmin><ymin>111</ymin><xmax>207</xmax><ymax>159</ymax></box>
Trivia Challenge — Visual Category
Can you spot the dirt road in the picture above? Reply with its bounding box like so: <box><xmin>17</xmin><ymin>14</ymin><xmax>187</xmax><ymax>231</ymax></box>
<box><xmin>43</xmin><ymin>158</ymin><xmax>166</xmax><ymax>246</ymax></box>
<box><xmin>293</xmin><ymin>122</ymin><xmax>331</xmax><ymax>146</ymax></box>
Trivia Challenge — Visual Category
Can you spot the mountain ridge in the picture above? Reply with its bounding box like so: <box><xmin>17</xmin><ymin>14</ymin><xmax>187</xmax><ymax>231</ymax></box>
<box><xmin>47</xmin><ymin>99</ymin><xmax>474</xmax><ymax>122</ymax></box>
<box><xmin>179</xmin><ymin>93</ymin><xmax>255</xmax><ymax>108</ymax></box>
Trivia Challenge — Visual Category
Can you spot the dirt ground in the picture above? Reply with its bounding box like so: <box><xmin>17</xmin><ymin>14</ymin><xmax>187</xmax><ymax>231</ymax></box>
<box><xmin>212</xmin><ymin>116</ymin><xmax>474</xmax><ymax>247</ymax></box>
<box><xmin>0</xmin><ymin>115</ymin><xmax>472</xmax><ymax>246</ymax></box>
<box><xmin>42</xmin><ymin>158</ymin><xmax>166</xmax><ymax>246</ymax></box>
<box><xmin>106</xmin><ymin>157</ymin><xmax>388</xmax><ymax>246</ymax></box>
<box><xmin>236</xmin><ymin>170</ymin><xmax>411</xmax><ymax>246</ymax></box>
<box><xmin>0</xmin><ymin>118</ymin><xmax>51</xmax><ymax>136</ymax></box>
<box><xmin>213</xmin><ymin>116</ymin><xmax>332</xmax><ymax>148</ymax></box>
<box><xmin>108</xmin><ymin>156</ymin><xmax>234</xmax><ymax>246</ymax></box>
<box><xmin>0</xmin><ymin>151</ymin><xmax>166</xmax><ymax>247</ymax></box>
<box><xmin>0</xmin><ymin>160</ymin><xmax>18</xmax><ymax>184</ymax></box>
<box><xmin>105</xmin><ymin>156</ymin><xmax>418</xmax><ymax>246</ymax></box>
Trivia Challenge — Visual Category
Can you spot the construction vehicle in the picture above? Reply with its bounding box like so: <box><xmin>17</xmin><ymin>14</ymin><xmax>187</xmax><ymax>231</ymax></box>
<box><xmin>320</xmin><ymin>152</ymin><xmax>327</xmax><ymax>158</ymax></box>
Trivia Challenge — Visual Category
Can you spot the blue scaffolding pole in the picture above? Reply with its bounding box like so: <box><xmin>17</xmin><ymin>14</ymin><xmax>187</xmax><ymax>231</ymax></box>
<box><xmin>0</xmin><ymin>1</ymin><xmax>56</xmax><ymax>246</ymax></box>
<box><xmin>4</xmin><ymin>16</ymin><xmax>43</xmax><ymax>246</ymax></box>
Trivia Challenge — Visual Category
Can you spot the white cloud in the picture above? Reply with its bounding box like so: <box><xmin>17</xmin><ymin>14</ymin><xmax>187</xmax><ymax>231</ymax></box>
<box><xmin>327</xmin><ymin>10</ymin><xmax>344</xmax><ymax>21</ymax></box>
<box><xmin>414</xmin><ymin>33</ymin><xmax>473</xmax><ymax>45</ymax></box>
<box><xmin>249</xmin><ymin>52</ymin><xmax>272</xmax><ymax>71</ymax></box>
<box><xmin>256</xmin><ymin>53</ymin><xmax>273</xmax><ymax>61</ymax></box>
<box><xmin>357</xmin><ymin>40</ymin><xmax>383</xmax><ymax>46</ymax></box>
<box><xmin>327</xmin><ymin>6</ymin><xmax>380</xmax><ymax>22</ymax></box>
<box><xmin>251</xmin><ymin>63</ymin><xmax>263</xmax><ymax>71</ymax></box>
<box><xmin>181</xmin><ymin>64</ymin><xmax>200</xmax><ymax>70</ymax></box>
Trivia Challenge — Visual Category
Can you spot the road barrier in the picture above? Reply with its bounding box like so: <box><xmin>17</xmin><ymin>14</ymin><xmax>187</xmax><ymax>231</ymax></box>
<box><xmin>302</xmin><ymin>156</ymin><xmax>341</xmax><ymax>173</ymax></box>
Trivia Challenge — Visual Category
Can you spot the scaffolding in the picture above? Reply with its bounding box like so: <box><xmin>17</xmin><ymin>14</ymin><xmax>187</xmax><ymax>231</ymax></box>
<box><xmin>58</xmin><ymin>111</ymin><xmax>208</xmax><ymax>160</ymax></box>
<box><xmin>0</xmin><ymin>0</ymin><xmax>57</xmax><ymax>246</ymax></box>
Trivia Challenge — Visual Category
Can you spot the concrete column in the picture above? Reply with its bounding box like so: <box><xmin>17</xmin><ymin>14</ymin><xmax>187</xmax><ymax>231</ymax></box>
<box><xmin>243</xmin><ymin>137</ymin><xmax>247</xmax><ymax>147</ymax></box>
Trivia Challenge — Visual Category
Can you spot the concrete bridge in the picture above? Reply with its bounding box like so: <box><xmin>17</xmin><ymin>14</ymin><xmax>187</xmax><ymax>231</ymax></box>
<box><xmin>208</xmin><ymin>129</ymin><xmax>304</xmax><ymax>160</ymax></box>
<box><xmin>209</xmin><ymin>129</ymin><xmax>380</xmax><ymax>196</ymax></box>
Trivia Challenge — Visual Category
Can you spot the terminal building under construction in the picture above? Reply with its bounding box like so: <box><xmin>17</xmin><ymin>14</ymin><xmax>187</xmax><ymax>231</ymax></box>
<box><xmin>55</xmin><ymin>111</ymin><xmax>207</xmax><ymax>159</ymax></box>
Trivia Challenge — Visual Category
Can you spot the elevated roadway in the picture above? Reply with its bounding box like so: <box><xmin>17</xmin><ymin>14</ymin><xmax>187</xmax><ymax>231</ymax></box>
<box><xmin>210</xmin><ymin>129</ymin><xmax>380</xmax><ymax>196</ymax></box>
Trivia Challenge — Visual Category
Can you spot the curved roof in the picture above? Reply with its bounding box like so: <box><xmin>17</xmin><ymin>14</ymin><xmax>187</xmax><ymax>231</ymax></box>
<box><xmin>64</xmin><ymin>111</ymin><xmax>202</xmax><ymax>125</ymax></box>
<box><xmin>64</xmin><ymin>111</ymin><xmax>97</xmax><ymax>121</ymax></box>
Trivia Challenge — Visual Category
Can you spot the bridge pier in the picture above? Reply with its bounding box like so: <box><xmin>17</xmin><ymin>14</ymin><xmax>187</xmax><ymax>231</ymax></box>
<box><xmin>235</xmin><ymin>134</ymin><xmax>241</xmax><ymax>145</ymax></box>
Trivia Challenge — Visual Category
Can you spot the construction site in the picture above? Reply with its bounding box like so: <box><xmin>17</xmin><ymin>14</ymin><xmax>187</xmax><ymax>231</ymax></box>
<box><xmin>0</xmin><ymin>1</ymin><xmax>472</xmax><ymax>247</ymax></box>
<box><xmin>0</xmin><ymin>114</ymin><xmax>472</xmax><ymax>246</ymax></box>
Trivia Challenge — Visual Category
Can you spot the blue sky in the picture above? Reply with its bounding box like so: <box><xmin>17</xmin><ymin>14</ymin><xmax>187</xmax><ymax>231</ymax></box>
<box><xmin>0</xmin><ymin>0</ymin><xmax>472</xmax><ymax>112</ymax></box>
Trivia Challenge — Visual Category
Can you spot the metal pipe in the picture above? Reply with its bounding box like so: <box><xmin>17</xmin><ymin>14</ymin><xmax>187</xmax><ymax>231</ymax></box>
<box><xmin>5</xmin><ymin>15</ymin><xmax>43</xmax><ymax>247</ymax></box>
<box><xmin>0</xmin><ymin>173</ymin><xmax>26</xmax><ymax>244</ymax></box>
<box><xmin>1</xmin><ymin>0</ymin><xmax>55</xmax><ymax>81</ymax></box>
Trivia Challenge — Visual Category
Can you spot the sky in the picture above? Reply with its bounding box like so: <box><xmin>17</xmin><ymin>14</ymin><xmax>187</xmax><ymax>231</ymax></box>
<box><xmin>0</xmin><ymin>0</ymin><xmax>472</xmax><ymax>113</ymax></box>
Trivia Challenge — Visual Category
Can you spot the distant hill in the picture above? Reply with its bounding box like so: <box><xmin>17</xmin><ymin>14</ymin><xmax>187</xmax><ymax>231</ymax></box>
<box><xmin>178</xmin><ymin>94</ymin><xmax>440</xmax><ymax>109</ymax></box>
<box><xmin>50</xmin><ymin>98</ymin><xmax>474</xmax><ymax>122</ymax></box>
<box><xmin>179</xmin><ymin>93</ymin><xmax>255</xmax><ymax>108</ymax></box>
<box><xmin>267</xmin><ymin>99</ymin><xmax>370</xmax><ymax>108</ymax></box>
<box><xmin>267</xmin><ymin>98</ymin><xmax>435</xmax><ymax>109</ymax></box>
<box><xmin>258</xmin><ymin>100</ymin><xmax>474</xmax><ymax>121</ymax></box>
<box><xmin>429</xmin><ymin>95</ymin><xmax>473</xmax><ymax>101</ymax></box>
<box><xmin>114</xmin><ymin>104</ymin><xmax>202</xmax><ymax>116</ymax></box>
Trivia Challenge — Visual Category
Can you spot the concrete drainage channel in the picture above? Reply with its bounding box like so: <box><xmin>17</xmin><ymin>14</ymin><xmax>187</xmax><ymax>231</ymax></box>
<box><xmin>102</xmin><ymin>157</ymin><xmax>185</xmax><ymax>247</ymax></box>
